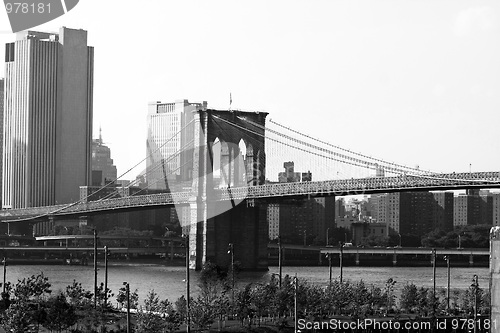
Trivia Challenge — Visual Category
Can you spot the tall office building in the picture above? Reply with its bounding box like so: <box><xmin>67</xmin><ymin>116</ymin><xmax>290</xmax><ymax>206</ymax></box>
<box><xmin>91</xmin><ymin>128</ymin><xmax>117</xmax><ymax>186</ymax></box>
<box><xmin>3</xmin><ymin>28</ymin><xmax>93</xmax><ymax>208</ymax></box>
<box><xmin>146</xmin><ymin>100</ymin><xmax>207</xmax><ymax>191</ymax></box>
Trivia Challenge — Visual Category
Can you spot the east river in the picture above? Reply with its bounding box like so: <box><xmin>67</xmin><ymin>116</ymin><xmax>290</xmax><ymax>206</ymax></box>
<box><xmin>4</xmin><ymin>263</ymin><xmax>489</xmax><ymax>305</ymax></box>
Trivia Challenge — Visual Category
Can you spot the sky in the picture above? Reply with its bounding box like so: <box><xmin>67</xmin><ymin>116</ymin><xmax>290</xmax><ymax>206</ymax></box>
<box><xmin>0</xmin><ymin>0</ymin><xmax>499</xmax><ymax>180</ymax></box>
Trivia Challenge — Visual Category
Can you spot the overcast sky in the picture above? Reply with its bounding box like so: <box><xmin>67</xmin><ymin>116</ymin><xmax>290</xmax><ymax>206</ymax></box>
<box><xmin>0</xmin><ymin>1</ymin><xmax>499</xmax><ymax>180</ymax></box>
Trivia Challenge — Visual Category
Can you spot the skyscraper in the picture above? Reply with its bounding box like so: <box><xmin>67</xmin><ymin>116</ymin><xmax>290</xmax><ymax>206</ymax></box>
<box><xmin>91</xmin><ymin>128</ymin><xmax>117</xmax><ymax>186</ymax></box>
<box><xmin>146</xmin><ymin>99</ymin><xmax>207</xmax><ymax>191</ymax></box>
<box><xmin>3</xmin><ymin>27</ymin><xmax>93</xmax><ymax>208</ymax></box>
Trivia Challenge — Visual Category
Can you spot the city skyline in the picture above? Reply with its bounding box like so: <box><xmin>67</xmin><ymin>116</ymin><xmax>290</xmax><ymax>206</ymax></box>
<box><xmin>0</xmin><ymin>1</ymin><xmax>499</xmax><ymax>180</ymax></box>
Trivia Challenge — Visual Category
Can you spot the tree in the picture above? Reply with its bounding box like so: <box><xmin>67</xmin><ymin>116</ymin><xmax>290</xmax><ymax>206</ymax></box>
<box><xmin>400</xmin><ymin>283</ymin><xmax>419</xmax><ymax>313</ymax></box>
<box><xmin>234</xmin><ymin>284</ymin><xmax>255</xmax><ymax>327</ymax></box>
<box><xmin>1</xmin><ymin>301</ymin><xmax>37</xmax><ymax>333</ymax></box>
<box><xmin>136</xmin><ymin>289</ymin><xmax>166</xmax><ymax>333</ymax></box>
<box><xmin>42</xmin><ymin>293</ymin><xmax>78</xmax><ymax>332</ymax></box>
<box><xmin>0</xmin><ymin>273</ymin><xmax>53</xmax><ymax>332</ymax></box>
<box><xmin>175</xmin><ymin>295</ymin><xmax>187</xmax><ymax>323</ymax></box>
<box><xmin>66</xmin><ymin>280</ymin><xmax>93</xmax><ymax>308</ymax></box>
<box><xmin>95</xmin><ymin>282</ymin><xmax>114</xmax><ymax>309</ymax></box>
<box><xmin>116</xmin><ymin>285</ymin><xmax>139</xmax><ymax>309</ymax></box>
<box><xmin>417</xmin><ymin>287</ymin><xmax>429</xmax><ymax>316</ymax></box>
<box><xmin>190</xmin><ymin>296</ymin><xmax>216</xmax><ymax>331</ymax></box>
<box><xmin>382</xmin><ymin>278</ymin><xmax>397</xmax><ymax>312</ymax></box>
<box><xmin>13</xmin><ymin>273</ymin><xmax>52</xmax><ymax>302</ymax></box>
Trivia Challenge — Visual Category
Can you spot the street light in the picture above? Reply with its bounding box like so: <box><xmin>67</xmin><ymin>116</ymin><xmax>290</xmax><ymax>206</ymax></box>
<box><xmin>432</xmin><ymin>248</ymin><xmax>436</xmax><ymax>319</ymax></box>
<box><xmin>472</xmin><ymin>274</ymin><xmax>479</xmax><ymax>333</ymax></box>
<box><xmin>444</xmin><ymin>255</ymin><xmax>450</xmax><ymax>312</ymax></box>
<box><xmin>326</xmin><ymin>228</ymin><xmax>330</xmax><ymax>246</ymax></box>
<box><xmin>277</xmin><ymin>236</ymin><xmax>282</xmax><ymax>288</ymax></box>
<box><xmin>339</xmin><ymin>242</ymin><xmax>344</xmax><ymax>283</ymax></box>
<box><xmin>293</xmin><ymin>274</ymin><xmax>298</xmax><ymax>333</ymax></box>
<box><xmin>2</xmin><ymin>258</ymin><xmax>6</xmax><ymax>294</ymax></box>
<box><xmin>94</xmin><ymin>229</ymin><xmax>98</xmax><ymax>309</ymax></box>
<box><xmin>326</xmin><ymin>253</ymin><xmax>332</xmax><ymax>287</ymax></box>
<box><xmin>228</xmin><ymin>243</ymin><xmax>235</xmax><ymax>311</ymax></box>
<box><xmin>104</xmin><ymin>246</ymin><xmax>109</xmax><ymax>309</ymax></box>
<box><xmin>123</xmin><ymin>282</ymin><xmax>130</xmax><ymax>333</ymax></box>
<box><xmin>182</xmin><ymin>234</ymin><xmax>191</xmax><ymax>333</ymax></box>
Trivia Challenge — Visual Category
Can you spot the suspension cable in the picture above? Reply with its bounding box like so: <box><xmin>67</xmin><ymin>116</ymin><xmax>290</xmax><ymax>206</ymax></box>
<box><xmin>266</xmin><ymin>118</ymin><xmax>435</xmax><ymax>175</ymax></box>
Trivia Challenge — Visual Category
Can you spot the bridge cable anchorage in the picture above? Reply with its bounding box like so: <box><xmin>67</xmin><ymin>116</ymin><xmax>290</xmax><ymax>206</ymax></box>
<box><xmin>239</xmin><ymin>115</ymin><xmax>435</xmax><ymax>177</ymax></box>
<box><xmin>214</xmin><ymin>115</ymin><xmax>421</xmax><ymax>177</ymax></box>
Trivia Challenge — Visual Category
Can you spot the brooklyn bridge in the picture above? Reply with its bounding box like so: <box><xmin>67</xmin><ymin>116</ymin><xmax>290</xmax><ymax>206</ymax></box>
<box><xmin>1</xmin><ymin>109</ymin><xmax>499</xmax><ymax>270</ymax></box>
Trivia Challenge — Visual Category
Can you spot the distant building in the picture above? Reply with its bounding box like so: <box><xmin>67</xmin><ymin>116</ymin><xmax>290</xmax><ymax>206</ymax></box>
<box><xmin>267</xmin><ymin>162</ymin><xmax>334</xmax><ymax>242</ymax></box>
<box><xmin>479</xmin><ymin>190</ymin><xmax>493</xmax><ymax>226</ymax></box>
<box><xmin>146</xmin><ymin>99</ymin><xmax>207</xmax><ymax>191</ymax></box>
<box><xmin>268</xmin><ymin>203</ymin><xmax>280</xmax><ymax>240</ymax></box>
<box><xmin>91</xmin><ymin>128</ymin><xmax>117</xmax><ymax>186</ymax></box>
<box><xmin>351</xmin><ymin>222</ymin><xmax>387</xmax><ymax>245</ymax></box>
<box><xmin>431</xmin><ymin>192</ymin><xmax>454</xmax><ymax>232</ymax></box>
<box><xmin>335</xmin><ymin>216</ymin><xmax>358</xmax><ymax>230</ymax></box>
<box><xmin>335</xmin><ymin>198</ymin><xmax>346</xmax><ymax>218</ymax></box>
<box><xmin>399</xmin><ymin>192</ymin><xmax>434</xmax><ymax>236</ymax></box>
<box><xmin>371</xmin><ymin>191</ymin><xmax>453</xmax><ymax>237</ymax></box>
<box><xmin>278</xmin><ymin>162</ymin><xmax>301</xmax><ymax>183</ymax></box>
<box><xmin>386</xmin><ymin>193</ymin><xmax>400</xmax><ymax>233</ymax></box>
<box><xmin>493</xmin><ymin>193</ymin><xmax>500</xmax><ymax>226</ymax></box>
<box><xmin>3</xmin><ymin>28</ymin><xmax>93</xmax><ymax>208</ymax></box>
<box><xmin>454</xmin><ymin>189</ymin><xmax>481</xmax><ymax>226</ymax></box>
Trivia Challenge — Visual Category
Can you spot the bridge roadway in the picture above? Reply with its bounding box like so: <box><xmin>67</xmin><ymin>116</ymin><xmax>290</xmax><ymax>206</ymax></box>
<box><xmin>1</xmin><ymin>171</ymin><xmax>499</xmax><ymax>220</ymax></box>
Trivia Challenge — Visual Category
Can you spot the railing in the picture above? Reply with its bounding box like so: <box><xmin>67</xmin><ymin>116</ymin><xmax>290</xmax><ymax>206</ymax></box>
<box><xmin>1</xmin><ymin>171</ymin><xmax>499</xmax><ymax>220</ymax></box>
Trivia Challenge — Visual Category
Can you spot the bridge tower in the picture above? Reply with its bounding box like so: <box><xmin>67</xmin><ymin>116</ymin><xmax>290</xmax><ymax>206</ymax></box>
<box><xmin>188</xmin><ymin>109</ymin><xmax>268</xmax><ymax>270</ymax></box>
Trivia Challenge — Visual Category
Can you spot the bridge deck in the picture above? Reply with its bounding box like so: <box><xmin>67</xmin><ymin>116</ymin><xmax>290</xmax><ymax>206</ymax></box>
<box><xmin>1</xmin><ymin>171</ymin><xmax>499</xmax><ymax>220</ymax></box>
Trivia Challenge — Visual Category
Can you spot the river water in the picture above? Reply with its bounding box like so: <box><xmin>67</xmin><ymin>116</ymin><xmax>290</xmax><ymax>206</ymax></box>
<box><xmin>3</xmin><ymin>263</ymin><xmax>489</xmax><ymax>305</ymax></box>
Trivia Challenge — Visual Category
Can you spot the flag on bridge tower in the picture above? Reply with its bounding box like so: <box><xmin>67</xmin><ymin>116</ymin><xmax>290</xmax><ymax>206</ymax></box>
<box><xmin>229</xmin><ymin>92</ymin><xmax>232</xmax><ymax>110</ymax></box>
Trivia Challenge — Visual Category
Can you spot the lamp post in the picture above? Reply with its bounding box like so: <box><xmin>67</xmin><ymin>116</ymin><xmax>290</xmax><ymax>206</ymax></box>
<box><xmin>104</xmin><ymin>246</ymin><xmax>108</xmax><ymax>309</ymax></box>
<box><xmin>472</xmin><ymin>274</ymin><xmax>479</xmax><ymax>333</ymax></box>
<box><xmin>326</xmin><ymin>253</ymin><xmax>332</xmax><ymax>287</ymax></box>
<box><xmin>444</xmin><ymin>255</ymin><xmax>450</xmax><ymax>312</ymax></box>
<box><xmin>293</xmin><ymin>274</ymin><xmax>298</xmax><ymax>333</ymax></box>
<box><xmin>398</xmin><ymin>233</ymin><xmax>402</xmax><ymax>247</ymax></box>
<box><xmin>326</xmin><ymin>228</ymin><xmax>330</xmax><ymax>246</ymax></box>
<box><xmin>432</xmin><ymin>248</ymin><xmax>436</xmax><ymax>319</ymax></box>
<box><xmin>228</xmin><ymin>243</ymin><xmax>235</xmax><ymax>311</ymax></box>
<box><xmin>2</xmin><ymin>258</ymin><xmax>6</xmax><ymax>294</ymax></box>
<box><xmin>94</xmin><ymin>229</ymin><xmax>98</xmax><ymax>309</ymax></box>
<box><xmin>278</xmin><ymin>236</ymin><xmax>282</xmax><ymax>288</ymax></box>
<box><xmin>123</xmin><ymin>282</ymin><xmax>130</xmax><ymax>333</ymax></box>
<box><xmin>183</xmin><ymin>234</ymin><xmax>191</xmax><ymax>333</ymax></box>
<box><xmin>339</xmin><ymin>242</ymin><xmax>344</xmax><ymax>283</ymax></box>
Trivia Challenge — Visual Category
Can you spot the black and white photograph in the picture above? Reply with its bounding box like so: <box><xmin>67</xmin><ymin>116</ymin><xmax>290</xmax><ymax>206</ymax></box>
<box><xmin>0</xmin><ymin>1</ymin><xmax>499</xmax><ymax>332</ymax></box>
